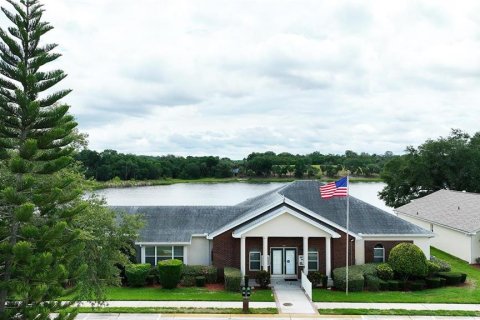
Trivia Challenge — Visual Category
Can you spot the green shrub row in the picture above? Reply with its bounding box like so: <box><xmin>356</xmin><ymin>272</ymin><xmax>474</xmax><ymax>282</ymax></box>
<box><xmin>224</xmin><ymin>267</ymin><xmax>242</xmax><ymax>292</ymax></box>
<box><xmin>437</xmin><ymin>272</ymin><xmax>464</xmax><ymax>285</ymax></box>
<box><xmin>125</xmin><ymin>264</ymin><xmax>151</xmax><ymax>287</ymax></box>
<box><xmin>307</xmin><ymin>271</ymin><xmax>328</xmax><ymax>288</ymax></box>
<box><xmin>158</xmin><ymin>259</ymin><xmax>183</xmax><ymax>289</ymax></box>
<box><xmin>182</xmin><ymin>265</ymin><xmax>217</xmax><ymax>283</ymax></box>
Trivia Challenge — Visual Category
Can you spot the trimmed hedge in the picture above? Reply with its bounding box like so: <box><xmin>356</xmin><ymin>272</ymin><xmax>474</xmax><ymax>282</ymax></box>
<box><xmin>379</xmin><ymin>279</ymin><xmax>388</xmax><ymax>291</ymax></box>
<box><xmin>332</xmin><ymin>268</ymin><xmax>364</xmax><ymax>292</ymax></box>
<box><xmin>426</xmin><ymin>277</ymin><xmax>442</xmax><ymax>289</ymax></box>
<box><xmin>427</xmin><ymin>260</ymin><xmax>441</xmax><ymax>276</ymax></box>
<box><xmin>307</xmin><ymin>271</ymin><xmax>323</xmax><ymax>287</ymax></box>
<box><xmin>388</xmin><ymin>243</ymin><xmax>428</xmax><ymax>280</ymax></box>
<box><xmin>387</xmin><ymin>280</ymin><xmax>402</xmax><ymax>291</ymax></box>
<box><xmin>408</xmin><ymin>280</ymin><xmax>425</xmax><ymax>291</ymax></box>
<box><xmin>195</xmin><ymin>276</ymin><xmax>206</xmax><ymax>287</ymax></box>
<box><xmin>158</xmin><ymin>259</ymin><xmax>183</xmax><ymax>289</ymax></box>
<box><xmin>437</xmin><ymin>272</ymin><xmax>463</xmax><ymax>285</ymax></box>
<box><xmin>460</xmin><ymin>273</ymin><xmax>467</xmax><ymax>283</ymax></box>
<box><xmin>224</xmin><ymin>267</ymin><xmax>242</xmax><ymax>292</ymax></box>
<box><xmin>255</xmin><ymin>270</ymin><xmax>270</xmax><ymax>289</ymax></box>
<box><xmin>182</xmin><ymin>265</ymin><xmax>218</xmax><ymax>284</ymax></box>
<box><xmin>439</xmin><ymin>277</ymin><xmax>446</xmax><ymax>287</ymax></box>
<box><xmin>376</xmin><ymin>263</ymin><xmax>394</xmax><ymax>281</ymax></box>
<box><xmin>181</xmin><ymin>275</ymin><xmax>195</xmax><ymax>287</ymax></box>
<box><xmin>365</xmin><ymin>275</ymin><xmax>380</xmax><ymax>292</ymax></box>
<box><xmin>125</xmin><ymin>264</ymin><xmax>151</xmax><ymax>287</ymax></box>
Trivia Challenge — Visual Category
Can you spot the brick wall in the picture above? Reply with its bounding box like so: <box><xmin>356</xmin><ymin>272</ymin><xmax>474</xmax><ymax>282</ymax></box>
<box><xmin>332</xmin><ymin>232</ymin><xmax>356</xmax><ymax>270</ymax></box>
<box><xmin>364</xmin><ymin>240</ymin><xmax>413</xmax><ymax>263</ymax></box>
<box><xmin>212</xmin><ymin>230</ymin><xmax>240</xmax><ymax>278</ymax></box>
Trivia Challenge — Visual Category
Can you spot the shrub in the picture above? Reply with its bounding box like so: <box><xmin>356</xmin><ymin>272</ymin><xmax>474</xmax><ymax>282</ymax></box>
<box><xmin>365</xmin><ymin>275</ymin><xmax>380</xmax><ymax>292</ymax></box>
<box><xmin>408</xmin><ymin>280</ymin><xmax>425</xmax><ymax>291</ymax></box>
<box><xmin>332</xmin><ymin>267</ymin><xmax>364</xmax><ymax>292</ymax></box>
<box><xmin>224</xmin><ymin>267</ymin><xmax>242</xmax><ymax>292</ymax></box>
<box><xmin>195</xmin><ymin>276</ymin><xmax>206</xmax><ymax>287</ymax></box>
<box><xmin>431</xmin><ymin>256</ymin><xmax>451</xmax><ymax>272</ymax></box>
<box><xmin>182</xmin><ymin>265</ymin><xmax>218</xmax><ymax>284</ymax></box>
<box><xmin>388</xmin><ymin>243</ymin><xmax>428</xmax><ymax>280</ymax></box>
<box><xmin>476</xmin><ymin>257</ymin><xmax>480</xmax><ymax>264</ymax></box>
<box><xmin>460</xmin><ymin>273</ymin><xmax>467</xmax><ymax>283</ymax></box>
<box><xmin>387</xmin><ymin>280</ymin><xmax>401</xmax><ymax>291</ymax></box>
<box><xmin>437</xmin><ymin>272</ymin><xmax>463</xmax><ymax>285</ymax></box>
<box><xmin>125</xmin><ymin>264</ymin><xmax>151</xmax><ymax>287</ymax></box>
<box><xmin>427</xmin><ymin>260</ymin><xmax>441</xmax><ymax>276</ymax></box>
<box><xmin>376</xmin><ymin>263</ymin><xmax>394</xmax><ymax>280</ymax></box>
<box><xmin>158</xmin><ymin>259</ymin><xmax>183</xmax><ymax>289</ymax></box>
<box><xmin>426</xmin><ymin>277</ymin><xmax>442</xmax><ymax>289</ymax></box>
<box><xmin>182</xmin><ymin>275</ymin><xmax>195</xmax><ymax>287</ymax></box>
<box><xmin>356</xmin><ymin>263</ymin><xmax>378</xmax><ymax>277</ymax></box>
<box><xmin>379</xmin><ymin>279</ymin><xmax>388</xmax><ymax>291</ymax></box>
<box><xmin>439</xmin><ymin>277</ymin><xmax>446</xmax><ymax>287</ymax></box>
<box><xmin>307</xmin><ymin>271</ymin><xmax>323</xmax><ymax>287</ymax></box>
<box><xmin>146</xmin><ymin>266</ymin><xmax>159</xmax><ymax>285</ymax></box>
<box><xmin>255</xmin><ymin>270</ymin><xmax>270</xmax><ymax>289</ymax></box>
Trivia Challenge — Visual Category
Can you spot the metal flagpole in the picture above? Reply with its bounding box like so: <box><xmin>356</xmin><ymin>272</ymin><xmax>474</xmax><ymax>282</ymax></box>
<box><xmin>346</xmin><ymin>175</ymin><xmax>350</xmax><ymax>295</ymax></box>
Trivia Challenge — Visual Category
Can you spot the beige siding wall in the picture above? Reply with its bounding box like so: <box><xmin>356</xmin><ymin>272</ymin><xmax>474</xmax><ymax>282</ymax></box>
<box><xmin>398</xmin><ymin>213</ymin><xmax>471</xmax><ymax>263</ymax></box>
<box><xmin>187</xmin><ymin>236</ymin><xmax>211</xmax><ymax>265</ymax></box>
<box><xmin>471</xmin><ymin>232</ymin><xmax>480</xmax><ymax>264</ymax></box>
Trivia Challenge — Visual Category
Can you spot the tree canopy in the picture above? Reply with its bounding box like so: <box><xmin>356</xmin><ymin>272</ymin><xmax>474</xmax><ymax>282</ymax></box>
<box><xmin>379</xmin><ymin>129</ymin><xmax>480</xmax><ymax>208</ymax></box>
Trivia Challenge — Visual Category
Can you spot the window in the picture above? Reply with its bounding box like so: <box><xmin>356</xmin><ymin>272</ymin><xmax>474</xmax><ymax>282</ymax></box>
<box><xmin>249</xmin><ymin>251</ymin><xmax>261</xmax><ymax>271</ymax></box>
<box><xmin>373</xmin><ymin>244</ymin><xmax>384</xmax><ymax>263</ymax></box>
<box><xmin>144</xmin><ymin>245</ymin><xmax>184</xmax><ymax>265</ymax></box>
<box><xmin>308</xmin><ymin>250</ymin><xmax>318</xmax><ymax>271</ymax></box>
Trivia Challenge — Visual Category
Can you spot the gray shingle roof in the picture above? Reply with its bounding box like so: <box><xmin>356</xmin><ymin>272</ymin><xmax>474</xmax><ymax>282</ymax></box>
<box><xmin>395</xmin><ymin>189</ymin><xmax>480</xmax><ymax>233</ymax></box>
<box><xmin>111</xmin><ymin>180</ymin><xmax>431</xmax><ymax>243</ymax></box>
<box><xmin>278</xmin><ymin>180</ymin><xmax>431</xmax><ymax>235</ymax></box>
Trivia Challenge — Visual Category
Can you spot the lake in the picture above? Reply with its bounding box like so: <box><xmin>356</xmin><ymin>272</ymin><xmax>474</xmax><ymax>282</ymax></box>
<box><xmin>94</xmin><ymin>181</ymin><xmax>392</xmax><ymax>213</ymax></box>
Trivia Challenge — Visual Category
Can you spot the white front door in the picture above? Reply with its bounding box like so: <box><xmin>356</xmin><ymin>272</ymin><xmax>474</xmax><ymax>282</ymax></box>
<box><xmin>271</xmin><ymin>249</ymin><xmax>283</xmax><ymax>275</ymax></box>
<box><xmin>285</xmin><ymin>249</ymin><xmax>296</xmax><ymax>275</ymax></box>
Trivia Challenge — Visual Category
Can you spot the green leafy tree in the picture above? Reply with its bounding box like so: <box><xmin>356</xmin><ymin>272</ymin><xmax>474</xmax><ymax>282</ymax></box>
<box><xmin>0</xmin><ymin>1</ymin><xmax>142</xmax><ymax>318</ymax></box>
<box><xmin>379</xmin><ymin>129</ymin><xmax>480</xmax><ymax>208</ymax></box>
<box><xmin>388</xmin><ymin>243</ymin><xmax>428</xmax><ymax>281</ymax></box>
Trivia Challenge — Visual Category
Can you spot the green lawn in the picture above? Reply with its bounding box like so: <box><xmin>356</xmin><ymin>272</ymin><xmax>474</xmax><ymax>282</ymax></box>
<box><xmin>313</xmin><ymin>247</ymin><xmax>479</xmax><ymax>303</ymax></box>
<box><xmin>319</xmin><ymin>309</ymin><xmax>480</xmax><ymax>317</ymax></box>
<box><xmin>83</xmin><ymin>286</ymin><xmax>274</xmax><ymax>302</ymax></box>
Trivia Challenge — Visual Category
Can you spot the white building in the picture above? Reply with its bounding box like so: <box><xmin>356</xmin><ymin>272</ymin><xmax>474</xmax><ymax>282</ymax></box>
<box><xmin>395</xmin><ymin>189</ymin><xmax>480</xmax><ymax>264</ymax></box>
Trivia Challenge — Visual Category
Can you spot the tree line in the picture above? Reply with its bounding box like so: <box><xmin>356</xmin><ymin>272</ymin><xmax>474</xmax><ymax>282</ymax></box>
<box><xmin>75</xmin><ymin>149</ymin><xmax>397</xmax><ymax>181</ymax></box>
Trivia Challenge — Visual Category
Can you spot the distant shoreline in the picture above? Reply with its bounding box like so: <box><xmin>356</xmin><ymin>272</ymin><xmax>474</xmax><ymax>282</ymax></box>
<box><xmin>85</xmin><ymin>176</ymin><xmax>384</xmax><ymax>190</ymax></box>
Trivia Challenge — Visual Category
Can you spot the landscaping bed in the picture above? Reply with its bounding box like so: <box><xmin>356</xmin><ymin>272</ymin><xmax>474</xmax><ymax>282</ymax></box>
<box><xmin>313</xmin><ymin>247</ymin><xmax>477</xmax><ymax>303</ymax></box>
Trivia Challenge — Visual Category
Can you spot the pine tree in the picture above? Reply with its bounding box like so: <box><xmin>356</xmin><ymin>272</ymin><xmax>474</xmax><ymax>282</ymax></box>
<box><xmin>0</xmin><ymin>1</ymin><xmax>87</xmax><ymax>318</ymax></box>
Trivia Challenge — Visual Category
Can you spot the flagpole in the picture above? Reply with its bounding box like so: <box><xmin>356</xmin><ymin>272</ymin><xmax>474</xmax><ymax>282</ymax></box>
<box><xmin>346</xmin><ymin>175</ymin><xmax>350</xmax><ymax>295</ymax></box>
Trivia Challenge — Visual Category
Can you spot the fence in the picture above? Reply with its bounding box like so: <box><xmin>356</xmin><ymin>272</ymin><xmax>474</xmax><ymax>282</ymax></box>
<box><xmin>301</xmin><ymin>270</ymin><xmax>312</xmax><ymax>301</ymax></box>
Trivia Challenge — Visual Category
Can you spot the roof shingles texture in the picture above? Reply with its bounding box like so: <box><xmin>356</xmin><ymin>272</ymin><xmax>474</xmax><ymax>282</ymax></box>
<box><xmin>396</xmin><ymin>189</ymin><xmax>480</xmax><ymax>233</ymax></box>
<box><xmin>112</xmin><ymin>180</ymin><xmax>431</xmax><ymax>243</ymax></box>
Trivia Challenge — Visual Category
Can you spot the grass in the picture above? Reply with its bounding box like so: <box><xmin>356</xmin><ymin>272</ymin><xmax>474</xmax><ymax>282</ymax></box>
<box><xmin>73</xmin><ymin>307</ymin><xmax>278</xmax><ymax>314</ymax></box>
<box><xmin>65</xmin><ymin>286</ymin><xmax>275</xmax><ymax>302</ymax></box>
<box><xmin>313</xmin><ymin>247</ymin><xmax>478</xmax><ymax>303</ymax></box>
<box><xmin>319</xmin><ymin>309</ymin><xmax>480</xmax><ymax>317</ymax></box>
<box><xmin>86</xmin><ymin>176</ymin><xmax>383</xmax><ymax>190</ymax></box>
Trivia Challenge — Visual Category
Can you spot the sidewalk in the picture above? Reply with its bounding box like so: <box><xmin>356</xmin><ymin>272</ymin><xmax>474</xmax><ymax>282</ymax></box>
<box><xmin>316</xmin><ymin>302</ymin><xmax>480</xmax><ymax>311</ymax></box>
<box><xmin>73</xmin><ymin>314</ymin><xmax>480</xmax><ymax>319</ymax></box>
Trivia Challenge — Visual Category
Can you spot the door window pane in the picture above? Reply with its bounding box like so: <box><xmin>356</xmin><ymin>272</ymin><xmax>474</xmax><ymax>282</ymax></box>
<box><xmin>308</xmin><ymin>251</ymin><xmax>318</xmax><ymax>271</ymax></box>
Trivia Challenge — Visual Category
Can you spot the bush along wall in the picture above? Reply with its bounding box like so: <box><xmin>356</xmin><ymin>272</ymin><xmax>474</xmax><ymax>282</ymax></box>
<box><xmin>224</xmin><ymin>267</ymin><xmax>242</xmax><ymax>292</ymax></box>
<box><xmin>182</xmin><ymin>265</ymin><xmax>218</xmax><ymax>284</ymax></box>
<box><xmin>125</xmin><ymin>264</ymin><xmax>152</xmax><ymax>287</ymax></box>
<box><xmin>158</xmin><ymin>259</ymin><xmax>183</xmax><ymax>289</ymax></box>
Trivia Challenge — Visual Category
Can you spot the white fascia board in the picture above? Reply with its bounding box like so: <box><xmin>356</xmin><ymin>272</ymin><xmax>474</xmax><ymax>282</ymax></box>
<box><xmin>191</xmin><ymin>233</ymin><xmax>208</xmax><ymax>237</ymax></box>
<box><xmin>358</xmin><ymin>233</ymin><xmax>434</xmax><ymax>238</ymax></box>
<box><xmin>136</xmin><ymin>241</ymin><xmax>191</xmax><ymax>246</ymax></box>
<box><xmin>232</xmin><ymin>206</ymin><xmax>341</xmax><ymax>239</ymax></box>
<box><xmin>396</xmin><ymin>210</ymin><xmax>473</xmax><ymax>235</ymax></box>
<box><xmin>283</xmin><ymin>198</ymin><xmax>362</xmax><ymax>239</ymax></box>
<box><xmin>207</xmin><ymin>198</ymin><xmax>284</xmax><ymax>239</ymax></box>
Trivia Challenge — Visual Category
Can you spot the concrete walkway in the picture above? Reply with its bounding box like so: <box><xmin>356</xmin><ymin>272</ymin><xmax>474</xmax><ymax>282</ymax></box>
<box><xmin>316</xmin><ymin>302</ymin><xmax>480</xmax><ymax>311</ymax></box>
<box><xmin>73</xmin><ymin>314</ymin><xmax>480</xmax><ymax>319</ymax></box>
<box><xmin>271</xmin><ymin>279</ymin><xmax>318</xmax><ymax>315</ymax></box>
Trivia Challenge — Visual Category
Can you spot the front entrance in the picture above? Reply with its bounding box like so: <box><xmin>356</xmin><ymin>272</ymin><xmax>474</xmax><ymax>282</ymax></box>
<box><xmin>271</xmin><ymin>248</ymin><xmax>297</xmax><ymax>276</ymax></box>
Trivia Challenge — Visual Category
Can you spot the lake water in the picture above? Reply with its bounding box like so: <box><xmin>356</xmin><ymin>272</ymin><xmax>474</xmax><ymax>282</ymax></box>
<box><xmin>94</xmin><ymin>181</ymin><xmax>392</xmax><ymax>213</ymax></box>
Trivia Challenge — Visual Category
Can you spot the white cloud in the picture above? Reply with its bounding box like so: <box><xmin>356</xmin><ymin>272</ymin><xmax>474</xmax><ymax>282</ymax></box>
<box><xmin>10</xmin><ymin>0</ymin><xmax>479</xmax><ymax>158</ymax></box>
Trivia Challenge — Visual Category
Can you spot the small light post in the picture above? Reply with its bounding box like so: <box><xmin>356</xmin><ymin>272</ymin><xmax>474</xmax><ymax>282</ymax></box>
<box><xmin>241</xmin><ymin>275</ymin><xmax>251</xmax><ymax>313</ymax></box>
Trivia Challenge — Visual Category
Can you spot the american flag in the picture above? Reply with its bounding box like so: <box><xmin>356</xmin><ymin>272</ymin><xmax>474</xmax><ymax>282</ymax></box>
<box><xmin>319</xmin><ymin>176</ymin><xmax>348</xmax><ymax>199</ymax></box>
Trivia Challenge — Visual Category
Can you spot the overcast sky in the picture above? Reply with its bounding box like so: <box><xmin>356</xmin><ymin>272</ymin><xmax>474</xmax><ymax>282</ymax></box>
<box><xmin>15</xmin><ymin>0</ymin><xmax>480</xmax><ymax>159</ymax></box>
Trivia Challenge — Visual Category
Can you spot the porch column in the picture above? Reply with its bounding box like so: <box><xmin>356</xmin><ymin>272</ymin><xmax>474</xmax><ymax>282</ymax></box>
<box><xmin>303</xmin><ymin>236</ymin><xmax>309</xmax><ymax>275</ymax></box>
<box><xmin>326</xmin><ymin>236</ymin><xmax>331</xmax><ymax>278</ymax></box>
<box><xmin>240</xmin><ymin>236</ymin><xmax>246</xmax><ymax>276</ymax></box>
<box><xmin>262</xmin><ymin>236</ymin><xmax>268</xmax><ymax>271</ymax></box>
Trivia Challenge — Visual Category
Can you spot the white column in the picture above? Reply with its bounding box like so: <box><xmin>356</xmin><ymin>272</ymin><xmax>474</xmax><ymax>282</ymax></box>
<box><xmin>326</xmin><ymin>237</ymin><xmax>331</xmax><ymax>278</ymax></box>
<box><xmin>262</xmin><ymin>236</ymin><xmax>268</xmax><ymax>271</ymax></box>
<box><xmin>140</xmin><ymin>245</ymin><xmax>145</xmax><ymax>264</ymax></box>
<box><xmin>183</xmin><ymin>246</ymin><xmax>188</xmax><ymax>265</ymax></box>
<box><xmin>240</xmin><ymin>236</ymin><xmax>246</xmax><ymax>276</ymax></box>
<box><xmin>303</xmin><ymin>236</ymin><xmax>309</xmax><ymax>275</ymax></box>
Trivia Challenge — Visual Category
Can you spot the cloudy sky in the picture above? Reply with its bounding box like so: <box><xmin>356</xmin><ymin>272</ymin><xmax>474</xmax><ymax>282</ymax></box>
<box><xmin>13</xmin><ymin>0</ymin><xmax>480</xmax><ymax>158</ymax></box>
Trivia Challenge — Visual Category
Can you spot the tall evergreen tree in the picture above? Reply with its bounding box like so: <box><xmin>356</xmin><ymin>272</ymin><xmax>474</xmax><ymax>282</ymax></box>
<box><xmin>0</xmin><ymin>1</ymin><xmax>86</xmax><ymax>318</ymax></box>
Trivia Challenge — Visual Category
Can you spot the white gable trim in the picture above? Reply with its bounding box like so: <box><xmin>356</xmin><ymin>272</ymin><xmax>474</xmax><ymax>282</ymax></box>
<box><xmin>207</xmin><ymin>198</ymin><xmax>284</xmax><ymax>239</ymax></box>
<box><xmin>232</xmin><ymin>206</ymin><xmax>341</xmax><ymax>238</ymax></box>
<box><xmin>136</xmin><ymin>241</ymin><xmax>191</xmax><ymax>246</ymax></box>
